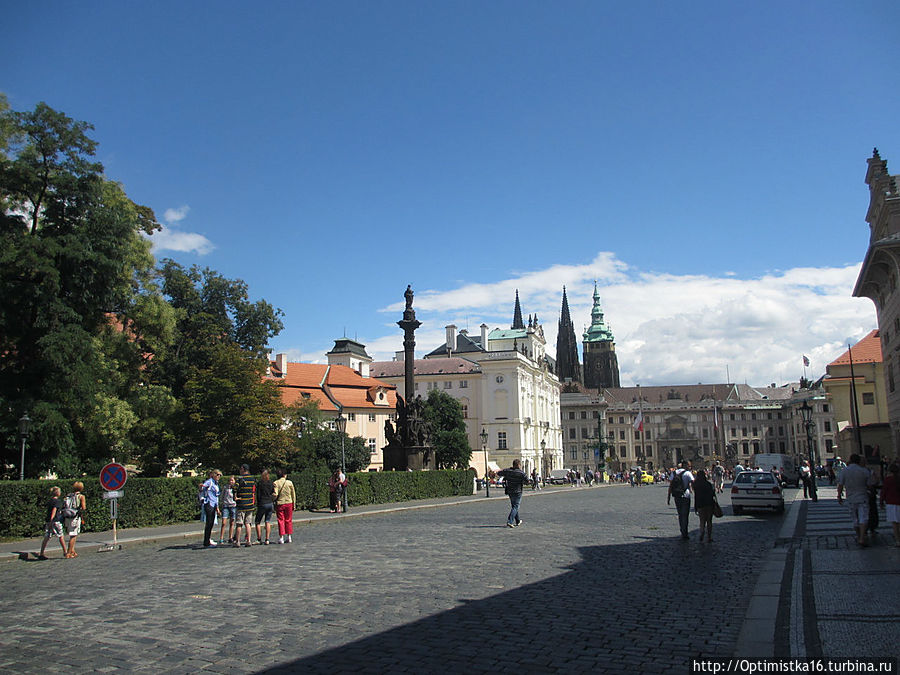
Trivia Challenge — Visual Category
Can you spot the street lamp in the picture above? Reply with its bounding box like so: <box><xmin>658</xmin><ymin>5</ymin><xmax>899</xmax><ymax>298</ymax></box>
<box><xmin>335</xmin><ymin>412</ymin><xmax>348</xmax><ymax>512</ymax></box>
<box><xmin>540</xmin><ymin>438</ymin><xmax>546</xmax><ymax>484</ymax></box>
<box><xmin>18</xmin><ymin>413</ymin><xmax>31</xmax><ymax>481</ymax></box>
<box><xmin>799</xmin><ymin>401</ymin><xmax>818</xmax><ymax>501</ymax></box>
<box><xmin>480</xmin><ymin>427</ymin><xmax>490</xmax><ymax>498</ymax></box>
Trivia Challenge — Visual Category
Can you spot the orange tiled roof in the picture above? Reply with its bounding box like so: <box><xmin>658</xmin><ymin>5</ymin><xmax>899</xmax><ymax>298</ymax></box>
<box><xmin>268</xmin><ymin>361</ymin><xmax>397</xmax><ymax>412</ymax></box>
<box><xmin>828</xmin><ymin>330</ymin><xmax>882</xmax><ymax>367</ymax></box>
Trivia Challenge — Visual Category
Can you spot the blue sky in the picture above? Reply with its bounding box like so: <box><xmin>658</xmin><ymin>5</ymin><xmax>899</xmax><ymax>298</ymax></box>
<box><xmin>4</xmin><ymin>2</ymin><xmax>899</xmax><ymax>386</ymax></box>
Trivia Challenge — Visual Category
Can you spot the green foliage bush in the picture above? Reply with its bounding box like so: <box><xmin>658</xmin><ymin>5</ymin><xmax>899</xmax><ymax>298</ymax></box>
<box><xmin>0</xmin><ymin>468</ymin><xmax>475</xmax><ymax>538</ymax></box>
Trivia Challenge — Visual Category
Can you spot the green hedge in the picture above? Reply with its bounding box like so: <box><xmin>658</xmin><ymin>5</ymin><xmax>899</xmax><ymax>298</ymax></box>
<box><xmin>0</xmin><ymin>468</ymin><xmax>475</xmax><ymax>539</ymax></box>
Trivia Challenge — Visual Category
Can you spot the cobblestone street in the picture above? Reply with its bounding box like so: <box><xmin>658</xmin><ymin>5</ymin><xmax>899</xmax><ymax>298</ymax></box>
<box><xmin>0</xmin><ymin>484</ymin><xmax>784</xmax><ymax>674</ymax></box>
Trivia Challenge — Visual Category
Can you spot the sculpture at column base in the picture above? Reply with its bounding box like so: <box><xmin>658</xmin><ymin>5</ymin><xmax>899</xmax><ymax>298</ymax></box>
<box><xmin>382</xmin><ymin>286</ymin><xmax>432</xmax><ymax>471</ymax></box>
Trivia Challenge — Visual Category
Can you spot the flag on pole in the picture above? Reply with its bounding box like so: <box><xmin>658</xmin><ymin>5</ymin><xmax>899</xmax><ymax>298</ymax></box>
<box><xmin>633</xmin><ymin>411</ymin><xmax>643</xmax><ymax>432</ymax></box>
<box><xmin>802</xmin><ymin>355</ymin><xmax>810</xmax><ymax>367</ymax></box>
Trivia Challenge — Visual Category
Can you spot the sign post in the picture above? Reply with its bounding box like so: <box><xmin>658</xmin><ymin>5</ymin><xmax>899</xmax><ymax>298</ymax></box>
<box><xmin>99</xmin><ymin>460</ymin><xmax>127</xmax><ymax>551</ymax></box>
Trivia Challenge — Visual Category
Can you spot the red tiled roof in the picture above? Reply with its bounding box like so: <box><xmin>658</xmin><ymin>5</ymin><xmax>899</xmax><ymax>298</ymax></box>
<box><xmin>369</xmin><ymin>357</ymin><xmax>482</xmax><ymax>378</ymax></box>
<box><xmin>828</xmin><ymin>330</ymin><xmax>882</xmax><ymax>367</ymax></box>
<box><xmin>267</xmin><ymin>361</ymin><xmax>396</xmax><ymax>412</ymax></box>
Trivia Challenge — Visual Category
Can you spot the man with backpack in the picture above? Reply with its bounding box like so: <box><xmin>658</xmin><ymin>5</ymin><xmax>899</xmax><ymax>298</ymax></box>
<box><xmin>667</xmin><ymin>460</ymin><xmax>694</xmax><ymax>540</ymax></box>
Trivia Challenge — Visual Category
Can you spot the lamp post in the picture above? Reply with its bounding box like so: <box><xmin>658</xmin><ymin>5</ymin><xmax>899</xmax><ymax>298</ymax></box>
<box><xmin>18</xmin><ymin>413</ymin><xmax>31</xmax><ymax>481</ymax></box>
<box><xmin>799</xmin><ymin>401</ymin><xmax>818</xmax><ymax>501</ymax></box>
<box><xmin>540</xmin><ymin>438</ymin><xmax>546</xmax><ymax>485</ymax></box>
<box><xmin>480</xmin><ymin>427</ymin><xmax>490</xmax><ymax>497</ymax></box>
<box><xmin>335</xmin><ymin>412</ymin><xmax>348</xmax><ymax>512</ymax></box>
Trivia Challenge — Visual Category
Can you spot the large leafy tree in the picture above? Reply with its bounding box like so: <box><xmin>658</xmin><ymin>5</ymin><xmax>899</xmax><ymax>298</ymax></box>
<box><xmin>309</xmin><ymin>429</ymin><xmax>370</xmax><ymax>473</ymax></box>
<box><xmin>0</xmin><ymin>101</ymin><xmax>169</xmax><ymax>476</ymax></box>
<box><xmin>151</xmin><ymin>261</ymin><xmax>286</xmax><ymax>472</ymax></box>
<box><xmin>422</xmin><ymin>389</ymin><xmax>472</xmax><ymax>469</ymax></box>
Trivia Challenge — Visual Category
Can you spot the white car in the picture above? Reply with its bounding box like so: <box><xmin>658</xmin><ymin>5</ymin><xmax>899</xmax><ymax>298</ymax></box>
<box><xmin>730</xmin><ymin>471</ymin><xmax>784</xmax><ymax>514</ymax></box>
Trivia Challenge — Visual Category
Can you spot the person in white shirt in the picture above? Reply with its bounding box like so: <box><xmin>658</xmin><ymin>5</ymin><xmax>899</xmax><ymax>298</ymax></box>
<box><xmin>837</xmin><ymin>454</ymin><xmax>878</xmax><ymax>547</ymax></box>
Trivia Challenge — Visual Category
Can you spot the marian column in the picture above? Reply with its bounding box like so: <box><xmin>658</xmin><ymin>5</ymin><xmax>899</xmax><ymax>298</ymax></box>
<box><xmin>398</xmin><ymin>285</ymin><xmax>420</xmax><ymax>403</ymax></box>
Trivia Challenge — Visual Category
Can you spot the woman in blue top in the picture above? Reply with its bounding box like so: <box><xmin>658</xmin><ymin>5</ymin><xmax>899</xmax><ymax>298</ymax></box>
<box><xmin>200</xmin><ymin>470</ymin><xmax>221</xmax><ymax>548</ymax></box>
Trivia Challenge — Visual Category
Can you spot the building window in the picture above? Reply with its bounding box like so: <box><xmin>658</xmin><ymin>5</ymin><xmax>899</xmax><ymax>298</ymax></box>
<box><xmin>570</xmin><ymin>449</ymin><xmax>578</xmax><ymax>460</ymax></box>
<box><xmin>569</xmin><ymin>428</ymin><xmax>577</xmax><ymax>439</ymax></box>
<box><xmin>444</xmin><ymin>381</ymin><xmax>452</xmax><ymax>389</ymax></box>
<box><xmin>461</xmin><ymin>404</ymin><xmax>468</xmax><ymax>418</ymax></box>
<box><xmin>369</xmin><ymin>413</ymin><xmax>376</xmax><ymax>422</ymax></box>
<box><xmin>742</xmin><ymin>442</ymin><xmax>749</xmax><ymax>455</ymax></box>
<box><xmin>581</xmin><ymin>411</ymin><xmax>587</xmax><ymax>419</ymax></box>
<box><xmin>702</xmin><ymin>428</ymin><xmax>709</xmax><ymax>439</ymax></box>
<box><xmin>414</xmin><ymin>383</ymin><xmax>419</xmax><ymax>391</ymax></box>
<box><xmin>890</xmin><ymin>361</ymin><xmax>896</xmax><ymax>394</ymax></box>
<box><xmin>825</xmin><ymin>439</ymin><xmax>834</xmax><ymax>453</ymax></box>
<box><xmin>822</xmin><ymin>404</ymin><xmax>829</xmax><ymax>413</ymax></box>
<box><xmin>862</xmin><ymin>392</ymin><xmax>875</xmax><ymax>405</ymax></box>
<box><xmin>824</xmin><ymin>421</ymin><xmax>831</xmax><ymax>432</ymax></box>
<box><xmin>347</xmin><ymin>413</ymin><xmax>356</xmax><ymax>421</ymax></box>
<box><xmin>619</xmin><ymin>417</ymin><xmax>625</xmax><ymax>424</ymax></box>
<box><xmin>460</xmin><ymin>380</ymin><xmax>468</xmax><ymax>388</ymax></box>
<box><xmin>368</xmin><ymin>438</ymin><xmax>377</xmax><ymax>454</ymax></box>
<box><xmin>498</xmin><ymin>432</ymin><xmax>507</xmax><ymax>450</ymax></box>
<box><xmin>619</xmin><ymin>430</ymin><xmax>626</xmax><ymax>440</ymax></box>
<box><xmin>582</xmin><ymin>427</ymin><xmax>590</xmax><ymax>439</ymax></box>
<box><xmin>569</xmin><ymin>412</ymin><xmax>576</xmax><ymax>420</ymax></box>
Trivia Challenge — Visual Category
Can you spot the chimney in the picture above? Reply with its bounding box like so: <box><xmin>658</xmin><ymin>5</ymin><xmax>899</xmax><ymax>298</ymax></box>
<box><xmin>275</xmin><ymin>353</ymin><xmax>288</xmax><ymax>378</ymax></box>
<box><xmin>446</xmin><ymin>324</ymin><xmax>457</xmax><ymax>355</ymax></box>
<box><xmin>481</xmin><ymin>323</ymin><xmax>489</xmax><ymax>351</ymax></box>
<box><xmin>395</xmin><ymin>350</ymin><xmax>405</xmax><ymax>362</ymax></box>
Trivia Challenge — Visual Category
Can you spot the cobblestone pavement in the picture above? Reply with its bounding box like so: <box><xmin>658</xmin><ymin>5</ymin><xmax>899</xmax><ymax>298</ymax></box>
<box><xmin>0</xmin><ymin>484</ymin><xmax>784</xmax><ymax>674</ymax></box>
<box><xmin>772</xmin><ymin>486</ymin><xmax>900</xmax><ymax>660</ymax></box>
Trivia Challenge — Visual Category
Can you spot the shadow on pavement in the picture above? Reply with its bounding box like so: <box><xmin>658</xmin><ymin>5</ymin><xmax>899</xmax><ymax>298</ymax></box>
<box><xmin>259</xmin><ymin>517</ymin><xmax>776</xmax><ymax>674</ymax></box>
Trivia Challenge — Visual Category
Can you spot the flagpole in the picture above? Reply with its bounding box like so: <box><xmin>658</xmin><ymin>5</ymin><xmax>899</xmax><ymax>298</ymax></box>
<box><xmin>847</xmin><ymin>344</ymin><xmax>864</xmax><ymax>458</ymax></box>
<box><xmin>637</xmin><ymin>384</ymin><xmax>645</xmax><ymax>470</ymax></box>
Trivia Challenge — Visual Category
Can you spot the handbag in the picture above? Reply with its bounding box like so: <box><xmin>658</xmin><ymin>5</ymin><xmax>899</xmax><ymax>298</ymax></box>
<box><xmin>713</xmin><ymin>497</ymin><xmax>723</xmax><ymax>518</ymax></box>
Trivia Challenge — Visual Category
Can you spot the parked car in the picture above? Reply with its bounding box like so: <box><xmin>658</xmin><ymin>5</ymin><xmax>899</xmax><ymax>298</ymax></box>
<box><xmin>730</xmin><ymin>470</ymin><xmax>785</xmax><ymax>514</ymax></box>
<box><xmin>547</xmin><ymin>469</ymin><xmax>570</xmax><ymax>485</ymax></box>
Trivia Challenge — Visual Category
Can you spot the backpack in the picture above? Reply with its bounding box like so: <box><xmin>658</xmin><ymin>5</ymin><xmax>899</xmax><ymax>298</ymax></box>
<box><xmin>60</xmin><ymin>494</ymin><xmax>80</xmax><ymax>519</ymax></box>
<box><xmin>670</xmin><ymin>470</ymin><xmax>687</xmax><ymax>498</ymax></box>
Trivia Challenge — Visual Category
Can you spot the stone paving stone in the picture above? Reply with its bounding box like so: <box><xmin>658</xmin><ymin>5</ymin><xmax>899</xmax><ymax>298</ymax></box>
<box><xmin>1</xmin><ymin>486</ymin><xmax>782</xmax><ymax>673</ymax></box>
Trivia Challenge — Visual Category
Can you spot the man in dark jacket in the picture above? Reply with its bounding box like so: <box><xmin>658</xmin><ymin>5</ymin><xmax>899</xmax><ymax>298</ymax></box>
<box><xmin>498</xmin><ymin>459</ymin><xmax>528</xmax><ymax>528</ymax></box>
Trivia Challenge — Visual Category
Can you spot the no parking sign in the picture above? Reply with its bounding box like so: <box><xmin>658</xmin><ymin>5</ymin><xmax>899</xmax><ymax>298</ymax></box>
<box><xmin>100</xmin><ymin>462</ymin><xmax>128</xmax><ymax>491</ymax></box>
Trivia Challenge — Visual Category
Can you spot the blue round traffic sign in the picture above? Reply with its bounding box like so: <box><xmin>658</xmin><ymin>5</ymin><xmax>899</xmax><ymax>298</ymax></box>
<box><xmin>100</xmin><ymin>462</ymin><xmax>128</xmax><ymax>491</ymax></box>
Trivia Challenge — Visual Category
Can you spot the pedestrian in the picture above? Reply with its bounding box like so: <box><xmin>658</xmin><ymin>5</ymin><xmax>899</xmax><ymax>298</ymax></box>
<box><xmin>531</xmin><ymin>468</ymin><xmax>539</xmax><ymax>490</ymax></box>
<box><xmin>734</xmin><ymin>462</ymin><xmax>745</xmax><ymax>479</ymax></box>
<box><xmin>880</xmin><ymin>463</ymin><xmax>900</xmax><ymax>547</ymax></box>
<box><xmin>832</xmin><ymin>456</ymin><xmax>846</xmax><ymax>485</ymax></box>
<box><xmin>328</xmin><ymin>469</ymin><xmax>346</xmax><ymax>513</ymax></box>
<box><xmin>62</xmin><ymin>481</ymin><xmax>87</xmax><ymax>558</ymax></box>
<box><xmin>799</xmin><ymin>460</ymin><xmax>812</xmax><ymax>499</ymax></box>
<box><xmin>575</xmin><ymin>470</ymin><xmax>582</xmax><ymax>487</ymax></box>
<box><xmin>498</xmin><ymin>459</ymin><xmax>528</xmax><ymax>528</ymax></box>
<box><xmin>274</xmin><ymin>469</ymin><xmax>296</xmax><ymax>544</ymax></box>
<box><xmin>693</xmin><ymin>470</ymin><xmax>716</xmax><ymax>543</ymax></box>
<box><xmin>199</xmin><ymin>470</ymin><xmax>221</xmax><ymax>548</ymax></box>
<box><xmin>234</xmin><ymin>464</ymin><xmax>256</xmax><ymax>547</ymax></box>
<box><xmin>837</xmin><ymin>453</ymin><xmax>877</xmax><ymax>547</ymax></box>
<box><xmin>712</xmin><ymin>461</ymin><xmax>725</xmax><ymax>493</ymax></box>
<box><xmin>255</xmin><ymin>468</ymin><xmax>276</xmax><ymax>545</ymax></box>
<box><xmin>218</xmin><ymin>475</ymin><xmax>237</xmax><ymax>544</ymax></box>
<box><xmin>667</xmin><ymin>460</ymin><xmax>694</xmax><ymax>540</ymax></box>
<box><xmin>37</xmin><ymin>486</ymin><xmax>67</xmax><ymax>560</ymax></box>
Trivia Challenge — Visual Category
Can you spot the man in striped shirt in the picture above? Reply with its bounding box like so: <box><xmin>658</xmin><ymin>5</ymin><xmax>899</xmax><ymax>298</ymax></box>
<box><xmin>234</xmin><ymin>464</ymin><xmax>256</xmax><ymax>547</ymax></box>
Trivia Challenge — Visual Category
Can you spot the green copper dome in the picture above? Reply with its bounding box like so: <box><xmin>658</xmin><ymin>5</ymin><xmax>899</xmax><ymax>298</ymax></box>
<box><xmin>583</xmin><ymin>283</ymin><xmax>614</xmax><ymax>343</ymax></box>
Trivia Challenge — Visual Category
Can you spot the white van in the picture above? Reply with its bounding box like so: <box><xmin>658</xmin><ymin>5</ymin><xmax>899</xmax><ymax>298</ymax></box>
<box><xmin>750</xmin><ymin>453</ymin><xmax>799</xmax><ymax>486</ymax></box>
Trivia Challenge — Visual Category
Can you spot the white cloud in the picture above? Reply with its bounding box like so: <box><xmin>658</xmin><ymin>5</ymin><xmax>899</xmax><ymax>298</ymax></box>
<box><xmin>147</xmin><ymin>205</ymin><xmax>215</xmax><ymax>255</ymax></box>
<box><xmin>368</xmin><ymin>253</ymin><xmax>876</xmax><ymax>388</ymax></box>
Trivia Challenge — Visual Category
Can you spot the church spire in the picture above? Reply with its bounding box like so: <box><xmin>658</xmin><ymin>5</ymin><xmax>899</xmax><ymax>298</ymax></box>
<box><xmin>512</xmin><ymin>289</ymin><xmax>525</xmax><ymax>329</ymax></box>
<box><xmin>556</xmin><ymin>286</ymin><xmax>582</xmax><ymax>385</ymax></box>
<box><xmin>583</xmin><ymin>282</ymin><xmax>614</xmax><ymax>343</ymax></box>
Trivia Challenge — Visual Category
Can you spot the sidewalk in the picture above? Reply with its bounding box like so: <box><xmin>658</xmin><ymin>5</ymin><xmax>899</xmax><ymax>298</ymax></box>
<box><xmin>735</xmin><ymin>484</ymin><xmax>900</xmax><ymax>659</ymax></box>
<box><xmin>0</xmin><ymin>482</ymin><xmax>601</xmax><ymax>562</ymax></box>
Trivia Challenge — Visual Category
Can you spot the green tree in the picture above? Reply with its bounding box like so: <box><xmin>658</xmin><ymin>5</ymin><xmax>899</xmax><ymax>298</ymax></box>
<box><xmin>423</xmin><ymin>389</ymin><xmax>472</xmax><ymax>469</ymax></box>
<box><xmin>0</xmin><ymin>101</ymin><xmax>168</xmax><ymax>476</ymax></box>
<box><xmin>309</xmin><ymin>428</ymin><xmax>370</xmax><ymax>473</ymax></box>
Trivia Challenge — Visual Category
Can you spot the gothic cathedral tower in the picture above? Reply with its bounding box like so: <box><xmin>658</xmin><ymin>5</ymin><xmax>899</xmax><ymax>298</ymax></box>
<box><xmin>555</xmin><ymin>286</ymin><xmax>582</xmax><ymax>385</ymax></box>
<box><xmin>582</xmin><ymin>283</ymin><xmax>620</xmax><ymax>389</ymax></box>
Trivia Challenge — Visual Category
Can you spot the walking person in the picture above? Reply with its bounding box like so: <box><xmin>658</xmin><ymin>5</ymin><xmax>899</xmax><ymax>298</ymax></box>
<box><xmin>712</xmin><ymin>461</ymin><xmax>725</xmax><ymax>494</ymax></box>
<box><xmin>255</xmin><ymin>469</ymin><xmax>276</xmax><ymax>545</ymax></box>
<box><xmin>799</xmin><ymin>460</ymin><xmax>812</xmax><ymax>499</ymax></box>
<box><xmin>274</xmin><ymin>469</ymin><xmax>296</xmax><ymax>544</ymax></box>
<box><xmin>218</xmin><ymin>475</ymin><xmax>237</xmax><ymax>544</ymax></box>
<box><xmin>37</xmin><ymin>486</ymin><xmax>67</xmax><ymax>560</ymax></box>
<box><xmin>328</xmin><ymin>469</ymin><xmax>348</xmax><ymax>513</ymax></box>
<box><xmin>234</xmin><ymin>464</ymin><xmax>256</xmax><ymax>547</ymax></box>
<box><xmin>498</xmin><ymin>459</ymin><xmax>528</xmax><ymax>528</ymax></box>
<box><xmin>837</xmin><ymin>453</ymin><xmax>878</xmax><ymax>547</ymax></box>
<box><xmin>62</xmin><ymin>481</ymin><xmax>87</xmax><ymax>558</ymax></box>
<box><xmin>693</xmin><ymin>470</ymin><xmax>716</xmax><ymax>542</ymax></box>
<box><xmin>880</xmin><ymin>463</ymin><xmax>900</xmax><ymax>547</ymax></box>
<box><xmin>200</xmin><ymin>470</ymin><xmax>221</xmax><ymax>548</ymax></box>
<box><xmin>667</xmin><ymin>461</ymin><xmax>694</xmax><ymax>540</ymax></box>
